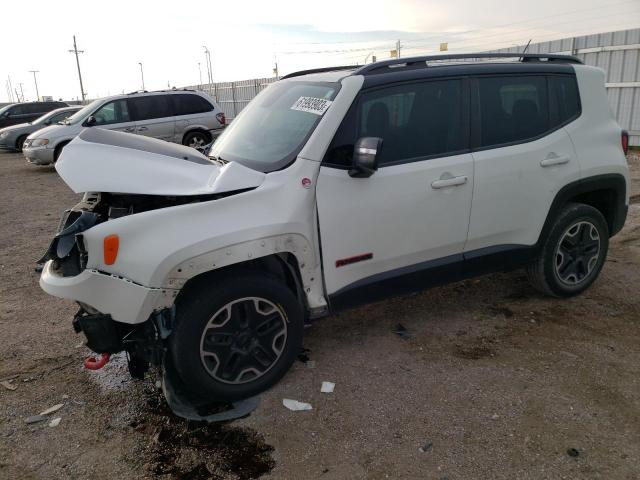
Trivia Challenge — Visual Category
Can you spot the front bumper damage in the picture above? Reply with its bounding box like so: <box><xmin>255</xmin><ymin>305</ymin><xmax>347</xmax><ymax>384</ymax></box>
<box><xmin>39</xmin><ymin>206</ymin><xmax>259</xmax><ymax>421</ymax></box>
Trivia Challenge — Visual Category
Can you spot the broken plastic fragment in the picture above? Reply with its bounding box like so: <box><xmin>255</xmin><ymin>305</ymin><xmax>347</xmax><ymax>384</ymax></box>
<box><xmin>25</xmin><ymin>415</ymin><xmax>47</xmax><ymax>424</ymax></box>
<box><xmin>39</xmin><ymin>403</ymin><xmax>64</xmax><ymax>416</ymax></box>
<box><xmin>321</xmin><ymin>382</ymin><xmax>335</xmax><ymax>393</ymax></box>
<box><xmin>49</xmin><ymin>417</ymin><xmax>62</xmax><ymax>427</ymax></box>
<box><xmin>283</xmin><ymin>399</ymin><xmax>312</xmax><ymax>411</ymax></box>
<box><xmin>0</xmin><ymin>380</ymin><xmax>17</xmax><ymax>391</ymax></box>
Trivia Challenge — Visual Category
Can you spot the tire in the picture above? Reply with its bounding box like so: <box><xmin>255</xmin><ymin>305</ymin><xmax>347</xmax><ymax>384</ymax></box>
<box><xmin>53</xmin><ymin>142</ymin><xmax>69</xmax><ymax>163</ymax></box>
<box><xmin>16</xmin><ymin>135</ymin><xmax>28</xmax><ymax>152</ymax></box>
<box><xmin>183</xmin><ymin>131</ymin><xmax>210</xmax><ymax>150</ymax></box>
<box><xmin>526</xmin><ymin>203</ymin><xmax>609</xmax><ymax>297</ymax></box>
<box><xmin>169</xmin><ymin>271</ymin><xmax>304</xmax><ymax>402</ymax></box>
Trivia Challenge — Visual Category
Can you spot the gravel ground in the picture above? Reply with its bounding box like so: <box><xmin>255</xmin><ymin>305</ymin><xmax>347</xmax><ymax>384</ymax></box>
<box><xmin>0</xmin><ymin>151</ymin><xmax>639</xmax><ymax>480</ymax></box>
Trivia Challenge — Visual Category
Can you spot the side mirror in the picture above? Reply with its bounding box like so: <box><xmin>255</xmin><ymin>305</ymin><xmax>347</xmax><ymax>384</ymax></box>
<box><xmin>349</xmin><ymin>137</ymin><xmax>382</xmax><ymax>178</ymax></box>
<box><xmin>84</xmin><ymin>115</ymin><xmax>97</xmax><ymax>127</ymax></box>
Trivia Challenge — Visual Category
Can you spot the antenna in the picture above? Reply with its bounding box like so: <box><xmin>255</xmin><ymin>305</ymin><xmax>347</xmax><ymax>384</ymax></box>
<box><xmin>520</xmin><ymin>39</ymin><xmax>532</xmax><ymax>61</ymax></box>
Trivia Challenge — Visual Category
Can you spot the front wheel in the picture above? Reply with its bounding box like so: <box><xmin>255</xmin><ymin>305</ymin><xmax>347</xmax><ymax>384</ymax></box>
<box><xmin>169</xmin><ymin>272</ymin><xmax>304</xmax><ymax>402</ymax></box>
<box><xmin>527</xmin><ymin>203</ymin><xmax>609</xmax><ymax>297</ymax></box>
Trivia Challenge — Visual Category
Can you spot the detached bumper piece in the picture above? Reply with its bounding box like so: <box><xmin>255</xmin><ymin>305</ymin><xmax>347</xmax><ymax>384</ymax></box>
<box><xmin>162</xmin><ymin>356</ymin><xmax>260</xmax><ymax>423</ymax></box>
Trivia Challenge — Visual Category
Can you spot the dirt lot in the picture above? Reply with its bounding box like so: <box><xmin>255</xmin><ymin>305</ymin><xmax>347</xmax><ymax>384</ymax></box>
<box><xmin>1</xmin><ymin>151</ymin><xmax>639</xmax><ymax>480</ymax></box>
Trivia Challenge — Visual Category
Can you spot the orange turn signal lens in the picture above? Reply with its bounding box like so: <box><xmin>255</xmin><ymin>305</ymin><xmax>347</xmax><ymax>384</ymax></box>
<box><xmin>103</xmin><ymin>235</ymin><xmax>119</xmax><ymax>265</ymax></box>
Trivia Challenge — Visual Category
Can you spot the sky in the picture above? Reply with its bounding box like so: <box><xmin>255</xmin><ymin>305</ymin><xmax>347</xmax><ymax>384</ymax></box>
<box><xmin>1</xmin><ymin>0</ymin><xmax>639</xmax><ymax>102</ymax></box>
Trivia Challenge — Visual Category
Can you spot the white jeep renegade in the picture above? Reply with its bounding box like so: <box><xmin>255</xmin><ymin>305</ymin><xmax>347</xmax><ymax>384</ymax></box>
<box><xmin>39</xmin><ymin>53</ymin><xmax>630</xmax><ymax>403</ymax></box>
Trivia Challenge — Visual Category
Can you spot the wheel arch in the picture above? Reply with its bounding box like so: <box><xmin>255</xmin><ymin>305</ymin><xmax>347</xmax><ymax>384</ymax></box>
<box><xmin>539</xmin><ymin>173</ymin><xmax>628</xmax><ymax>244</ymax></box>
<box><xmin>162</xmin><ymin>234</ymin><xmax>328</xmax><ymax>317</ymax></box>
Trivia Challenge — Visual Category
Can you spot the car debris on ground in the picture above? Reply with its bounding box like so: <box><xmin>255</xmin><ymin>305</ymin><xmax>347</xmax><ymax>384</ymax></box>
<box><xmin>320</xmin><ymin>382</ymin><xmax>335</xmax><ymax>393</ymax></box>
<box><xmin>282</xmin><ymin>399</ymin><xmax>313</xmax><ymax>411</ymax></box>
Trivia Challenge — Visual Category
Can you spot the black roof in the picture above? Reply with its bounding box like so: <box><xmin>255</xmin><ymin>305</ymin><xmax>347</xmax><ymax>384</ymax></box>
<box><xmin>282</xmin><ymin>53</ymin><xmax>582</xmax><ymax>86</ymax></box>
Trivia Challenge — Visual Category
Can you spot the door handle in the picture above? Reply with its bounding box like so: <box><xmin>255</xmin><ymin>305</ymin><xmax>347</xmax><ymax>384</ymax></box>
<box><xmin>123</xmin><ymin>126</ymin><xmax>135</xmax><ymax>132</ymax></box>
<box><xmin>431</xmin><ymin>175</ymin><xmax>468</xmax><ymax>189</ymax></box>
<box><xmin>540</xmin><ymin>153</ymin><xmax>570</xmax><ymax>167</ymax></box>
<box><xmin>137</xmin><ymin>126</ymin><xmax>148</xmax><ymax>132</ymax></box>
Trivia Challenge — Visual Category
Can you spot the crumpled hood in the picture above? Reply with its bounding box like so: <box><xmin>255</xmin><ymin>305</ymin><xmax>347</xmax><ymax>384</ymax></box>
<box><xmin>55</xmin><ymin>128</ymin><xmax>265</xmax><ymax>196</ymax></box>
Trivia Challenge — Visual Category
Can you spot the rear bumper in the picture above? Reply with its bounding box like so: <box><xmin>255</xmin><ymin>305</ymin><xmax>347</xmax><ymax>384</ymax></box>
<box><xmin>39</xmin><ymin>261</ymin><xmax>175</xmax><ymax>324</ymax></box>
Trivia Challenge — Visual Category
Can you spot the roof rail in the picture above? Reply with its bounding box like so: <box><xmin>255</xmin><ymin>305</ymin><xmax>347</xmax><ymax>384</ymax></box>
<box><xmin>281</xmin><ymin>65</ymin><xmax>359</xmax><ymax>80</ymax></box>
<box><xmin>355</xmin><ymin>53</ymin><xmax>583</xmax><ymax>75</ymax></box>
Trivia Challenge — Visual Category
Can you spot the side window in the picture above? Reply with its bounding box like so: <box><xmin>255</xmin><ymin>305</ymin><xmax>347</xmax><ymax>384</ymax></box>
<box><xmin>93</xmin><ymin>99</ymin><xmax>131</xmax><ymax>125</ymax></box>
<box><xmin>173</xmin><ymin>94</ymin><xmax>214</xmax><ymax>116</ymax></box>
<box><xmin>325</xmin><ymin>79</ymin><xmax>465</xmax><ymax>167</ymax></box>
<box><xmin>477</xmin><ymin>75</ymin><xmax>548</xmax><ymax>148</ymax></box>
<box><xmin>10</xmin><ymin>105</ymin><xmax>28</xmax><ymax>116</ymax></box>
<box><xmin>549</xmin><ymin>75</ymin><xmax>580</xmax><ymax>126</ymax></box>
<box><xmin>50</xmin><ymin>111</ymin><xmax>72</xmax><ymax>123</ymax></box>
<box><xmin>130</xmin><ymin>95</ymin><xmax>173</xmax><ymax>121</ymax></box>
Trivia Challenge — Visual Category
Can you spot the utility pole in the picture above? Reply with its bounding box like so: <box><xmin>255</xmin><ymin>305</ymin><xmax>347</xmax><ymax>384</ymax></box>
<box><xmin>68</xmin><ymin>35</ymin><xmax>86</xmax><ymax>103</ymax></box>
<box><xmin>28</xmin><ymin>71</ymin><xmax>40</xmax><ymax>101</ymax></box>
<box><xmin>198</xmin><ymin>62</ymin><xmax>203</xmax><ymax>87</ymax></box>
<box><xmin>138</xmin><ymin>62</ymin><xmax>145</xmax><ymax>90</ymax></box>
<box><xmin>203</xmin><ymin>46</ymin><xmax>213</xmax><ymax>98</ymax></box>
<box><xmin>396</xmin><ymin>39</ymin><xmax>402</xmax><ymax>58</ymax></box>
<box><xmin>7</xmin><ymin>76</ymin><xmax>14</xmax><ymax>102</ymax></box>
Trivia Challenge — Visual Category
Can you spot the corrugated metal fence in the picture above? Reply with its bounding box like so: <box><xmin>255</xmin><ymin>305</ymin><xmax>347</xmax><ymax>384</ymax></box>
<box><xmin>492</xmin><ymin>27</ymin><xmax>640</xmax><ymax>146</ymax></box>
<box><xmin>184</xmin><ymin>77</ymin><xmax>277</xmax><ymax>122</ymax></box>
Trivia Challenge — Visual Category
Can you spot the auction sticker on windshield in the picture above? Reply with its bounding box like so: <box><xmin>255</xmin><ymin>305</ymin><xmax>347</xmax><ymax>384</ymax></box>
<box><xmin>291</xmin><ymin>97</ymin><xmax>333</xmax><ymax>116</ymax></box>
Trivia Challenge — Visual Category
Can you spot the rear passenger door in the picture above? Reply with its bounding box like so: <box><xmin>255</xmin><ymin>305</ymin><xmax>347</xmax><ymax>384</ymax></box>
<box><xmin>128</xmin><ymin>95</ymin><xmax>176</xmax><ymax>142</ymax></box>
<box><xmin>317</xmin><ymin>78</ymin><xmax>474</xmax><ymax>302</ymax></box>
<box><xmin>465</xmin><ymin>74</ymin><xmax>581</xmax><ymax>255</ymax></box>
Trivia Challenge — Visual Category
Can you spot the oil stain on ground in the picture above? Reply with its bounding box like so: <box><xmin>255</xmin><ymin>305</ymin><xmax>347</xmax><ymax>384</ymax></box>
<box><xmin>131</xmin><ymin>387</ymin><xmax>275</xmax><ymax>479</ymax></box>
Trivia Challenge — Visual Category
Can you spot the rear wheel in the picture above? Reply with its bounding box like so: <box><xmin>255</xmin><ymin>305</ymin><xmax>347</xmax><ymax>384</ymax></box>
<box><xmin>169</xmin><ymin>271</ymin><xmax>304</xmax><ymax>402</ymax></box>
<box><xmin>183</xmin><ymin>131</ymin><xmax>210</xmax><ymax>151</ymax></box>
<box><xmin>527</xmin><ymin>203</ymin><xmax>609</xmax><ymax>297</ymax></box>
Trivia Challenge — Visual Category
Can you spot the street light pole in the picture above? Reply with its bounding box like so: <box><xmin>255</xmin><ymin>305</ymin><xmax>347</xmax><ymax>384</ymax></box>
<box><xmin>139</xmin><ymin>62</ymin><xmax>145</xmax><ymax>90</ymax></box>
<box><xmin>28</xmin><ymin>71</ymin><xmax>40</xmax><ymax>101</ymax></box>
<box><xmin>203</xmin><ymin>46</ymin><xmax>213</xmax><ymax>98</ymax></box>
<box><xmin>198</xmin><ymin>62</ymin><xmax>202</xmax><ymax>87</ymax></box>
<box><xmin>68</xmin><ymin>35</ymin><xmax>86</xmax><ymax>103</ymax></box>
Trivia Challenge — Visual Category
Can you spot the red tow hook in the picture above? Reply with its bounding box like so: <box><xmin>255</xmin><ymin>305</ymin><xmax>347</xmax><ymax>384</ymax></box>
<box><xmin>83</xmin><ymin>353</ymin><xmax>110</xmax><ymax>370</ymax></box>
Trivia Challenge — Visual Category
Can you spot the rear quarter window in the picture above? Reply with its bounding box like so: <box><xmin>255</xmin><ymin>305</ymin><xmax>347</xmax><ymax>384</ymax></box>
<box><xmin>549</xmin><ymin>75</ymin><xmax>581</xmax><ymax>126</ymax></box>
<box><xmin>173</xmin><ymin>94</ymin><xmax>214</xmax><ymax>116</ymax></box>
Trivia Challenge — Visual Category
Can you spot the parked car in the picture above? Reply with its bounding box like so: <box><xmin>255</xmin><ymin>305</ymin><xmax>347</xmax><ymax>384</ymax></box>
<box><xmin>38</xmin><ymin>54</ymin><xmax>629</xmax><ymax>404</ymax></box>
<box><xmin>0</xmin><ymin>106</ymin><xmax>81</xmax><ymax>152</ymax></box>
<box><xmin>0</xmin><ymin>101</ymin><xmax>68</xmax><ymax>129</ymax></box>
<box><xmin>23</xmin><ymin>90</ymin><xmax>225</xmax><ymax>165</ymax></box>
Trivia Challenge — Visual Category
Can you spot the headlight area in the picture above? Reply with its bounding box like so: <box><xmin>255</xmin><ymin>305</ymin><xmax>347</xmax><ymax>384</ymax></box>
<box><xmin>29</xmin><ymin>138</ymin><xmax>49</xmax><ymax>147</ymax></box>
<box><xmin>0</xmin><ymin>131</ymin><xmax>9</xmax><ymax>139</ymax></box>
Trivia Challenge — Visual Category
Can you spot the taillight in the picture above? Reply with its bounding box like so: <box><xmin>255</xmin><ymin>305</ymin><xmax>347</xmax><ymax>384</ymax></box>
<box><xmin>621</xmin><ymin>130</ymin><xmax>629</xmax><ymax>155</ymax></box>
<box><xmin>216</xmin><ymin>112</ymin><xmax>226</xmax><ymax>126</ymax></box>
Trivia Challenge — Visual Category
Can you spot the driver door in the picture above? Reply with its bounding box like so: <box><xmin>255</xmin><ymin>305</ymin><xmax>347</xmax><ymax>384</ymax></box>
<box><xmin>316</xmin><ymin>78</ymin><xmax>474</xmax><ymax>308</ymax></box>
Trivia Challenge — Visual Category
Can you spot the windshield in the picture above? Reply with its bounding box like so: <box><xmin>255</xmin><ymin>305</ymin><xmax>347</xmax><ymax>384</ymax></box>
<box><xmin>63</xmin><ymin>99</ymin><xmax>102</xmax><ymax>125</ymax></box>
<box><xmin>209</xmin><ymin>81</ymin><xmax>339</xmax><ymax>172</ymax></box>
<box><xmin>0</xmin><ymin>105</ymin><xmax>13</xmax><ymax>117</ymax></box>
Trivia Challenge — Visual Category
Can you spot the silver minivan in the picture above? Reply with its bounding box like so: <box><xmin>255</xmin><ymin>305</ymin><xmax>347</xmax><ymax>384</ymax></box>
<box><xmin>23</xmin><ymin>89</ymin><xmax>225</xmax><ymax>165</ymax></box>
